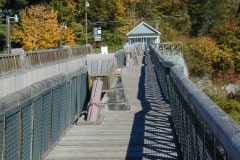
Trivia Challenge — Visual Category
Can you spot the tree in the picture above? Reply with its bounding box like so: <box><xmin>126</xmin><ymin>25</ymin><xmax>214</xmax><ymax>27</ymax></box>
<box><xmin>66</xmin><ymin>21</ymin><xmax>83</xmax><ymax>44</ymax></box>
<box><xmin>0</xmin><ymin>0</ymin><xmax>6</xmax><ymax>7</ymax></box>
<box><xmin>114</xmin><ymin>0</ymin><xmax>128</xmax><ymax>35</ymax></box>
<box><xmin>184</xmin><ymin>36</ymin><xmax>234</xmax><ymax>78</ymax></box>
<box><xmin>184</xmin><ymin>37</ymin><xmax>213</xmax><ymax>77</ymax></box>
<box><xmin>115</xmin><ymin>0</ymin><xmax>125</xmax><ymax>21</ymax></box>
<box><xmin>158</xmin><ymin>0</ymin><xmax>190</xmax><ymax>33</ymax></box>
<box><xmin>137</xmin><ymin>0</ymin><xmax>158</xmax><ymax>19</ymax></box>
<box><xmin>12</xmin><ymin>4</ymin><xmax>75</xmax><ymax>51</ymax></box>
<box><xmin>62</xmin><ymin>25</ymin><xmax>75</xmax><ymax>46</ymax></box>
<box><xmin>188</xmin><ymin>0</ymin><xmax>230</xmax><ymax>36</ymax></box>
<box><xmin>211</xmin><ymin>16</ymin><xmax>240</xmax><ymax>52</ymax></box>
<box><xmin>50</xmin><ymin>0</ymin><xmax>77</xmax><ymax>23</ymax></box>
<box><xmin>4</xmin><ymin>0</ymin><xmax>28</xmax><ymax>10</ymax></box>
<box><xmin>77</xmin><ymin>0</ymin><xmax>115</xmax><ymax>24</ymax></box>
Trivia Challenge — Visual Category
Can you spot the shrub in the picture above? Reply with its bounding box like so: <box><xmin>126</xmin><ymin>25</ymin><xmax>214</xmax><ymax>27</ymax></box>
<box><xmin>184</xmin><ymin>37</ymin><xmax>234</xmax><ymax>78</ymax></box>
<box><xmin>216</xmin><ymin>99</ymin><xmax>240</xmax><ymax>114</ymax></box>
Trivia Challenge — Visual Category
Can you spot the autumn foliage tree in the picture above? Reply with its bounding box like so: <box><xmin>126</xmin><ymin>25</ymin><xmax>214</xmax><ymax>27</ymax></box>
<box><xmin>114</xmin><ymin>0</ymin><xmax>128</xmax><ymax>40</ymax></box>
<box><xmin>12</xmin><ymin>4</ymin><xmax>75</xmax><ymax>51</ymax></box>
<box><xmin>184</xmin><ymin>37</ymin><xmax>235</xmax><ymax>82</ymax></box>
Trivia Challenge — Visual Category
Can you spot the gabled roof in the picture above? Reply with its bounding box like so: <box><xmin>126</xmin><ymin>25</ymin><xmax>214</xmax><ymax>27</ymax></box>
<box><xmin>127</xmin><ymin>22</ymin><xmax>161</xmax><ymax>36</ymax></box>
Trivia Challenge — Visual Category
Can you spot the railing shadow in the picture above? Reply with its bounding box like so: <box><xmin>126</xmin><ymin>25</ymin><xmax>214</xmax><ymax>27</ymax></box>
<box><xmin>126</xmin><ymin>54</ymin><xmax>182</xmax><ymax>159</ymax></box>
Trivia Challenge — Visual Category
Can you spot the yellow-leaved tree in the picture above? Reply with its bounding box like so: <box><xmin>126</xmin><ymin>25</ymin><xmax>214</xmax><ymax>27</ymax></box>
<box><xmin>62</xmin><ymin>26</ymin><xmax>75</xmax><ymax>46</ymax></box>
<box><xmin>114</xmin><ymin>0</ymin><xmax>128</xmax><ymax>34</ymax></box>
<box><xmin>12</xmin><ymin>4</ymin><xmax>75</xmax><ymax>51</ymax></box>
<box><xmin>184</xmin><ymin>36</ymin><xmax>234</xmax><ymax>79</ymax></box>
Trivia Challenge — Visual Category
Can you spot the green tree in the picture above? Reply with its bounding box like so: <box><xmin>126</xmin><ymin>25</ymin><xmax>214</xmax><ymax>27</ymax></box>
<box><xmin>188</xmin><ymin>0</ymin><xmax>230</xmax><ymax>36</ymax></box>
<box><xmin>4</xmin><ymin>0</ymin><xmax>28</xmax><ymax>10</ymax></box>
<box><xmin>50</xmin><ymin>0</ymin><xmax>77</xmax><ymax>23</ymax></box>
<box><xmin>158</xmin><ymin>0</ymin><xmax>190</xmax><ymax>33</ymax></box>
<box><xmin>137</xmin><ymin>0</ymin><xmax>159</xmax><ymax>19</ymax></box>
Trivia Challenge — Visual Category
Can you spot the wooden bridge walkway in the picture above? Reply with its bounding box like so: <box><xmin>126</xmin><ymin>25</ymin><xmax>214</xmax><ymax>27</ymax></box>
<box><xmin>45</xmin><ymin>53</ymin><xmax>182</xmax><ymax>159</ymax></box>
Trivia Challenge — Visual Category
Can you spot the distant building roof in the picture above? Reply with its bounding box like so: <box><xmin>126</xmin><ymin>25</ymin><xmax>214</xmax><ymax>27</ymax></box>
<box><xmin>127</xmin><ymin>22</ymin><xmax>161</xmax><ymax>37</ymax></box>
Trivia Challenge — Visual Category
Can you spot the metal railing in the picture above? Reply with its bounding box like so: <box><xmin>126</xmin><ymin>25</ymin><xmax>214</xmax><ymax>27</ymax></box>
<box><xmin>0</xmin><ymin>66</ymin><xmax>88</xmax><ymax>160</ymax></box>
<box><xmin>150</xmin><ymin>46</ymin><xmax>240</xmax><ymax>160</ymax></box>
<box><xmin>0</xmin><ymin>54</ymin><xmax>21</xmax><ymax>74</ymax></box>
<box><xmin>0</xmin><ymin>45</ymin><xmax>92</xmax><ymax>74</ymax></box>
<box><xmin>26</xmin><ymin>48</ymin><xmax>71</xmax><ymax>66</ymax></box>
<box><xmin>72</xmin><ymin>46</ymin><xmax>92</xmax><ymax>56</ymax></box>
<box><xmin>158</xmin><ymin>42</ymin><xmax>182</xmax><ymax>55</ymax></box>
<box><xmin>115</xmin><ymin>49</ymin><xmax>126</xmax><ymax>68</ymax></box>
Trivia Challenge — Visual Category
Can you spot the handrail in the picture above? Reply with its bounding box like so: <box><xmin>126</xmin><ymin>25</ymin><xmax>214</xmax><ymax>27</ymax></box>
<box><xmin>72</xmin><ymin>46</ymin><xmax>92</xmax><ymax>56</ymax></box>
<box><xmin>26</xmin><ymin>48</ymin><xmax>71</xmax><ymax>66</ymax></box>
<box><xmin>0</xmin><ymin>45</ymin><xmax>92</xmax><ymax>74</ymax></box>
<box><xmin>0</xmin><ymin>54</ymin><xmax>21</xmax><ymax>74</ymax></box>
<box><xmin>0</xmin><ymin>48</ymin><xmax>126</xmax><ymax>160</ymax></box>
<box><xmin>0</xmin><ymin>66</ymin><xmax>88</xmax><ymax>159</ymax></box>
<box><xmin>150</xmin><ymin>45</ymin><xmax>240</xmax><ymax>160</ymax></box>
<box><xmin>115</xmin><ymin>49</ymin><xmax>125</xmax><ymax>68</ymax></box>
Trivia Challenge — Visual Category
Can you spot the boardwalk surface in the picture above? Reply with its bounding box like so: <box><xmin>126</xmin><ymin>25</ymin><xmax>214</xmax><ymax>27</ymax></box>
<box><xmin>45</xmin><ymin>53</ymin><xmax>182</xmax><ymax>160</ymax></box>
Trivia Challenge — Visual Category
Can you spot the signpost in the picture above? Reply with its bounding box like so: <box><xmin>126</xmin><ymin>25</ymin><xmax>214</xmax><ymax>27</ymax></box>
<box><xmin>94</xmin><ymin>27</ymin><xmax>101</xmax><ymax>47</ymax></box>
<box><xmin>94</xmin><ymin>27</ymin><xmax>101</xmax><ymax>42</ymax></box>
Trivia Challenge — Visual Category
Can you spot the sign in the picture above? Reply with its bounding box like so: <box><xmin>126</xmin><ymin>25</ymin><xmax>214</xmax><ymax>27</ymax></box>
<box><xmin>94</xmin><ymin>27</ymin><xmax>101</xmax><ymax>41</ymax></box>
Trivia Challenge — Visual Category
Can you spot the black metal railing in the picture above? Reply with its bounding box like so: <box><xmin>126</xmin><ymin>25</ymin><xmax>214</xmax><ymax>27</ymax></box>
<box><xmin>150</xmin><ymin>45</ymin><xmax>240</xmax><ymax>160</ymax></box>
<box><xmin>0</xmin><ymin>66</ymin><xmax>88</xmax><ymax>160</ymax></box>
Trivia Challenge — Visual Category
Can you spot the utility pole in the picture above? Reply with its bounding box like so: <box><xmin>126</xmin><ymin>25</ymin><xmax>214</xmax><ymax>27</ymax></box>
<box><xmin>60</xmin><ymin>24</ymin><xmax>67</xmax><ymax>48</ymax></box>
<box><xmin>85</xmin><ymin>1</ymin><xmax>89</xmax><ymax>45</ymax></box>
<box><xmin>6</xmin><ymin>14</ymin><xmax>18</xmax><ymax>54</ymax></box>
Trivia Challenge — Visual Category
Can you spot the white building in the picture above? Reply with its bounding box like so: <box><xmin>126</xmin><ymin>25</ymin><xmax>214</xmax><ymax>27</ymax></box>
<box><xmin>127</xmin><ymin>22</ymin><xmax>161</xmax><ymax>46</ymax></box>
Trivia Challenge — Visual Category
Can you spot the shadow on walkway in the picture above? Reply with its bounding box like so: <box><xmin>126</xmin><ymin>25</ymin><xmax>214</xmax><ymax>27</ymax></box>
<box><xmin>126</xmin><ymin>53</ymin><xmax>183</xmax><ymax>159</ymax></box>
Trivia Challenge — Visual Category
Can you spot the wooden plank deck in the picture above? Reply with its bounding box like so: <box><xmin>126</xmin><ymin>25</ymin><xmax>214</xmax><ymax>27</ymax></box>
<box><xmin>45</xmin><ymin>53</ymin><xmax>182</xmax><ymax>160</ymax></box>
